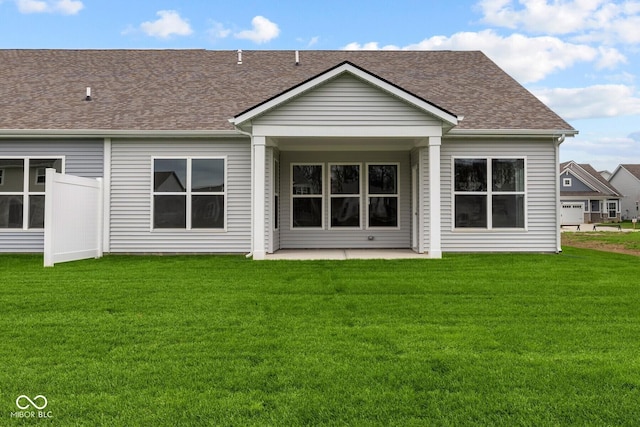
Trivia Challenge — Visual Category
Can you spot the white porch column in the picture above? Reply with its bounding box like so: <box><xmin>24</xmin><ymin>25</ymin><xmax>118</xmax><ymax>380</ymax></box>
<box><xmin>428</xmin><ymin>137</ymin><xmax>442</xmax><ymax>258</ymax></box>
<box><xmin>252</xmin><ymin>136</ymin><xmax>267</xmax><ymax>260</ymax></box>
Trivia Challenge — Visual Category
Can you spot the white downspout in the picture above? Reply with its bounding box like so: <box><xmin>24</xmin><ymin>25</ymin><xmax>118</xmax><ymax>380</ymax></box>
<box><xmin>555</xmin><ymin>134</ymin><xmax>564</xmax><ymax>253</ymax></box>
<box><xmin>233</xmin><ymin>126</ymin><xmax>255</xmax><ymax>258</ymax></box>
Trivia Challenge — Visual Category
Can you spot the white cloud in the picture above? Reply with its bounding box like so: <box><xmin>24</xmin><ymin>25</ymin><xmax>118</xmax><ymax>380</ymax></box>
<box><xmin>478</xmin><ymin>0</ymin><xmax>604</xmax><ymax>35</ymax></box>
<box><xmin>140</xmin><ymin>10</ymin><xmax>193</xmax><ymax>39</ymax></box>
<box><xmin>15</xmin><ymin>0</ymin><xmax>82</xmax><ymax>14</ymax></box>
<box><xmin>207</xmin><ymin>21</ymin><xmax>232</xmax><ymax>41</ymax></box>
<box><xmin>55</xmin><ymin>0</ymin><xmax>82</xmax><ymax>14</ymax></box>
<box><xmin>17</xmin><ymin>0</ymin><xmax>47</xmax><ymax>13</ymax></box>
<box><xmin>533</xmin><ymin>84</ymin><xmax>640</xmax><ymax>120</ymax></box>
<box><xmin>478</xmin><ymin>0</ymin><xmax>640</xmax><ymax>45</ymax></box>
<box><xmin>344</xmin><ymin>30</ymin><xmax>613</xmax><ymax>84</ymax></box>
<box><xmin>596</xmin><ymin>46</ymin><xmax>627</xmax><ymax>69</ymax></box>
<box><xmin>560</xmin><ymin>134</ymin><xmax>640</xmax><ymax>172</ymax></box>
<box><xmin>307</xmin><ymin>36</ymin><xmax>320</xmax><ymax>47</ymax></box>
<box><xmin>234</xmin><ymin>16</ymin><xmax>280</xmax><ymax>44</ymax></box>
<box><xmin>343</xmin><ymin>41</ymin><xmax>400</xmax><ymax>50</ymax></box>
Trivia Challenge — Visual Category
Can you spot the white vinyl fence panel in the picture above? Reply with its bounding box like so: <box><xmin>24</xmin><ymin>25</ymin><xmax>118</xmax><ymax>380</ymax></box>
<box><xmin>44</xmin><ymin>169</ymin><xmax>103</xmax><ymax>267</ymax></box>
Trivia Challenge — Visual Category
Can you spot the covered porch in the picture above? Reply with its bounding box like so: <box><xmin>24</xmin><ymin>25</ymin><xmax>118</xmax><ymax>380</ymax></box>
<box><xmin>228</xmin><ymin>62</ymin><xmax>459</xmax><ymax>259</ymax></box>
<box><xmin>252</xmin><ymin>135</ymin><xmax>444</xmax><ymax>260</ymax></box>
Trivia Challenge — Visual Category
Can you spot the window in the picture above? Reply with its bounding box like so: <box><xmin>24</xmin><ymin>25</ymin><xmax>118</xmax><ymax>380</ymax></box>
<box><xmin>0</xmin><ymin>168</ymin><xmax>4</xmax><ymax>186</ymax></box>
<box><xmin>153</xmin><ymin>158</ymin><xmax>225</xmax><ymax>229</ymax></box>
<box><xmin>454</xmin><ymin>158</ymin><xmax>525</xmax><ymax>229</ymax></box>
<box><xmin>367</xmin><ymin>164</ymin><xmax>399</xmax><ymax>228</ymax></box>
<box><xmin>330</xmin><ymin>164</ymin><xmax>360</xmax><ymax>228</ymax></box>
<box><xmin>0</xmin><ymin>158</ymin><xmax>63</xmax><ymax>229</ymax></box>
<box><xmin>291</xmin><ymin>164</ymin><xmax>323</xmax><ymax>228</ymax></box>
<box><xmin>563</xmin><ymin>177</ymin><xmax>572</xmax><ymax>187</ymax></box>
<box><xmin>35</xmin><ymin>168</ymin><xmax>47</xmax><ymax>185</ymax></box>
<box><xmin>607</xmin><ymin>201</ymin><xmax>617</xmax><ymax>218</ymax></box>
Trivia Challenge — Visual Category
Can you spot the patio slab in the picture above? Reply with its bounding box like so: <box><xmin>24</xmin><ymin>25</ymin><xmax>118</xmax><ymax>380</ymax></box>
<box><xmin>561</xmin><ymin>224</ymin><xmax>636</xmax><ymax>232</ymax></box>
<box><xmin>263</xmin><ymin>249</ymin><xmax>430</xmax><ymax>260</ymax></box>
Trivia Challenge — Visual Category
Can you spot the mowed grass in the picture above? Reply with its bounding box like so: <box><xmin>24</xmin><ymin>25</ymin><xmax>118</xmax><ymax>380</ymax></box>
<box><xmin>1</xmin><ymin>250</ymin><xmax>640</xmax><ymax>426</ymax></box>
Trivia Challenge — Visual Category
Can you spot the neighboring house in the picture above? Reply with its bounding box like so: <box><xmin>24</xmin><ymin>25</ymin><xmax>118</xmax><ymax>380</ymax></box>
<box><xmin>0</xmin><ymin>50</ymin><xmax>576</xmax><ymax>258</ymax></box>
<box><xmin>559</xmin><ymin>161</ymin><xmax>622</xmax><ymax>224</ymax></box>
<box><xmin>609</xmin><ymin>164</ymin><xmax>640</xmax><ymax>220</ymax></box>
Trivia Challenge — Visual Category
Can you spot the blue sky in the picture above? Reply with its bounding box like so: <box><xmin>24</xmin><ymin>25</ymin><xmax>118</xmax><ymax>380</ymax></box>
<box><xmin>1</xmin><ymin>0</ymin><xmax>639</xmax><ymax>172</ymax></box>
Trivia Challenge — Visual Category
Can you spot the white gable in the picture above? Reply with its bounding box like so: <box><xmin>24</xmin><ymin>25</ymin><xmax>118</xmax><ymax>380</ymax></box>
<box><xmin>253</xmin><ymin>73</ymin><xmax>442</xmax><ymax>128</ymax></box>
<box><xmin>230</xmin><ymin>63</ymin><xmax>458</xmax><ymax>135</ymax></box>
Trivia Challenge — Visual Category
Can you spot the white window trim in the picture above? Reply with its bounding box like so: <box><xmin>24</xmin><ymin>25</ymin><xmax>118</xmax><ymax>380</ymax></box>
<box><xmin>328</xmin><ymin>162</ymin><xmax>362</xmax><ymax>230</ymax></box>
<box><xmin>150</xmin><ymin>156</ymin><xmax>227</xmax><ymax>232</ymax></box>
<box><xmin>366</xmin><ymin>162</ymin><xmax>400</xmax><ymax>230</ymax></box>
<box><xmin>290</xmin><ymin>163</ymin><xmax>324</xmax><ymax>230</ymax></box>
<box><xmin>563</xmin><ymin>177</ymin><xmax>572</xmax><ymax>187</ymax></box>
<box><xmin>607</xmin><ymin>200</ymin><xmax>618</xmax><ymax>218</ymax></box>
<box><xmin>451</xmin><ymin>156</ymin><xmax>528</xmax><ymax>231</ymax></box>
<box><xmin>273</xmin><ymin>158</ymin><xmax>280</xmax><ymax>231</ymax></box>
<box><xmin>0</xmin><ymin>156</ymin><xmax>65</xmax><ymax>231</ymax></box>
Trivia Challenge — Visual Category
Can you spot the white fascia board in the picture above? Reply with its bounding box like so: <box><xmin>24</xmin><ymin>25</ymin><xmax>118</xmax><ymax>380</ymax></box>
<box><xmin>447</xmin><ymin>129</ymin><xmax>578</xmax><ymax>138</ymax></box>
<box><xmin>252</xmin><ymin>124</ymin><xmax>443</xmax><ymax>138</ymax></box>
<box><xmin>230</xmin><ymin>63</ymin><xmax>459</xmax><ymax>127</ymax></box>
<box><xmin>0</xmin><ymin>129</ymin><xmax>245</xmax><ymax>139</ymax></box>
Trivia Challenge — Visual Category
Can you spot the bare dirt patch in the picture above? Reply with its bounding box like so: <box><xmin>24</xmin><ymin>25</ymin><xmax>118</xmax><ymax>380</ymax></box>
<box><xmin>561</xmin><ymin>233</ymin><xmax>640</xmax><ymax>257</ymax></box>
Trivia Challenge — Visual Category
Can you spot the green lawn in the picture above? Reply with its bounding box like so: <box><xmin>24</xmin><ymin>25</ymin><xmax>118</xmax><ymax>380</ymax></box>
<box><xmin>1</xmin><ymin>250</ymin><xmax>639</xmax><ymax>426</ymax></box>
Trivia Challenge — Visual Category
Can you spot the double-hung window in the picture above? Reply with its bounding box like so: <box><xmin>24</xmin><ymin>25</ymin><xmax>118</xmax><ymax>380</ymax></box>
<box><xmin>330</xmin><ymin>164</ymin><xmax>360</xmax><ymax>228</ymax></box>
<box><xmin>607</xmin><ymin>201</ymin><xmax>618</xmax><ymax>218</ymax></box>
<box><xmin>291</xmin><ymin>164</ymin><xmax>323</xmax><ymax>228</ymax></box>
<box><xmin>0</xmin><ymin>158</ymin><xmax>63</xmax><ymax>229</ymax></box>
<box><xmin>153</xmin><ymin>158</ymin><xmax>225</xmax><ymax>229</ymax></box>
<box><xmin>454</xmin><ymin>158</ymin><xmax>525</xmax><ymax>229</ymax></box>
<box><xmin>367</xmin><ymin>164</ymin><xmax>399</xmax><ymax>228</ymax></box>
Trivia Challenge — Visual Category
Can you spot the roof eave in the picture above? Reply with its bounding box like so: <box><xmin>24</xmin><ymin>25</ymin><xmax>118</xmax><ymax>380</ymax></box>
<box><xmin>447</xmin><ymin>129</ymin><xmax>578</xmax><ymax>139</ymax></box>
<box><xmin>0</xmin><ymin>129</ymin><xmax>246</xmax><ymax>139</ymax></box>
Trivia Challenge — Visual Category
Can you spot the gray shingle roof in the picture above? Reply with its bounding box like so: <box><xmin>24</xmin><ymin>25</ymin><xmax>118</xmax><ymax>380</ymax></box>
<box><xmin>561</xmin><ymin>161</ymin><xmax>622</xmax><ymax>197</ymax></box>
<box><xmin>0</xmin><ymin>49</ymin><xmax>575</xmax><ymax>132</ymax></box>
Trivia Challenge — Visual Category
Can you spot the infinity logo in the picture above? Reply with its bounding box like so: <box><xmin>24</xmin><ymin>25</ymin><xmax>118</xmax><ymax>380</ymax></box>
<box><xmin>16</xmin><ymin>395</ymin><xmax>48</xmax><ymax>410</ymax></box>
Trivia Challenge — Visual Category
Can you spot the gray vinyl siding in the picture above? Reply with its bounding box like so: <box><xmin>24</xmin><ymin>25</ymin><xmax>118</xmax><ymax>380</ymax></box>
<box><xmin>560</xmin><ymin>173</ymin><xmax>593</xmax><ymax>192</ymax></box>
<box><xmin>109</xmin><ymin>139</ymin><xmax>251</xmax><ymax>253</ymax></box>
<box><xmin>440</xmin><ymin>138</ymin><xmax>558</xmax><ymax>252</ymax></box>
<box><xmin>609</xmin><ymin>169</ymin><xmax>640</xmax><ymax>220</ymax></box>
<box><xmin>0</xmin><ymin>139</ymin><xmax>103</xmax><ymax>252</ymax></box>
<box><xmin>280</xmin><ymin>151</ymin><xmax>411</xmax><ymax>249</ymax></box>
<box><xmin>254</xmin><ymin>74</ymin><xmax>440</xmax><ymax>127</ymax></box>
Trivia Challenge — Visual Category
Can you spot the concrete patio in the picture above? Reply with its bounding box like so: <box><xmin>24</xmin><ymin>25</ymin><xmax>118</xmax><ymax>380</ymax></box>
<box><xmin>561</xmin><ymin>224</ymin><xmax>638</xmax><ymax>232</ymax></box>
<box><xmin>263</xmin><ymin>249</ymin><xmax>431</xmax><ymax>260</ymax></box>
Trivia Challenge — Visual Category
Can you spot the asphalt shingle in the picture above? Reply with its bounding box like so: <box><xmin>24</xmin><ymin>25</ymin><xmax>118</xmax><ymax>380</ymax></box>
<box><xmin>0</xmin><ymin>49</ymin><xmax>575</xmax><ymax>132</ymax></box>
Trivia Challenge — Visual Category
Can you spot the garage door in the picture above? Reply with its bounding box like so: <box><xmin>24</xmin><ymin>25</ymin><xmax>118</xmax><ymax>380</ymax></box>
<box><xmin>561</xmin><ymin>203</ymin><xmax>584</xmax><ymax>225</ymax></box>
